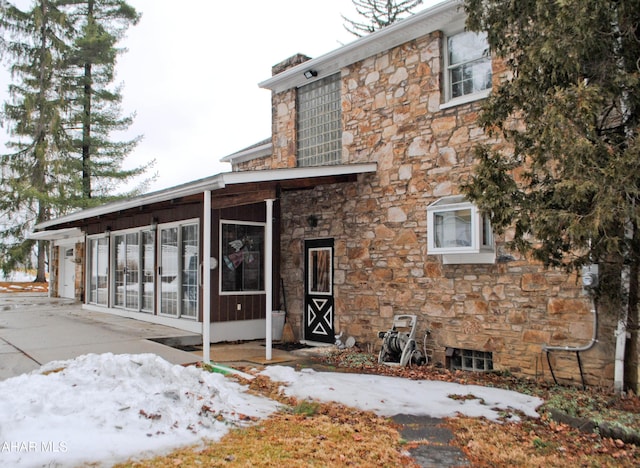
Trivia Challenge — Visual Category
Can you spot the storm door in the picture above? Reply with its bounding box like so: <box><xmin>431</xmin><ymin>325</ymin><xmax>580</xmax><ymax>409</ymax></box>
<box><xmin>114</xmin><ymin>232</ymin><xmax>140</xmax><ymax>310</ymax></box>
<box><xmin>304</xmin><ymin>238</ymin><xmax>334</xmax><ymax>343</ymax></box>
<box><xmin>158</xmin><ymin>222</ymin><xmax>199</xmax><ymax>319</ymax></box>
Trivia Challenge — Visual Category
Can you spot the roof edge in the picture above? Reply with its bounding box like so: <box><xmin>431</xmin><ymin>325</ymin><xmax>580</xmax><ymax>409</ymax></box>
<box><xmin>259</xmin><ymin>0</ymin><xmax>463</xmax><ymax>93</ymax></box>
<box><xmin>34</xmin><ymin>163</ymin><xmax>377</xmax><ymax>231</ymax></box>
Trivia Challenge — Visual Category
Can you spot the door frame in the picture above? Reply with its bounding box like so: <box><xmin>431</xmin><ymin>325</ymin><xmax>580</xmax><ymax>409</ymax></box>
<box><xmin>59</xmin><ymin>245</ymin><xmax>76</xmax><ymax>299</ymax></box>
<box><xmin>303</xmin><ymin>238</ymin><xmax>335</xmax><ymax>343</ymax></box>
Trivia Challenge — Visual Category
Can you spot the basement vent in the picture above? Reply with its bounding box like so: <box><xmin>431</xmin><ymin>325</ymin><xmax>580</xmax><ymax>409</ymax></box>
<box><xmin>449</xmin><ymin>348</ymin><xmax>493</xmax><ymax>372</ymax></box>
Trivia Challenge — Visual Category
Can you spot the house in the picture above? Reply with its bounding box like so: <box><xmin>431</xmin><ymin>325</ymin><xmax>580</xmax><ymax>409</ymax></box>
<box><xmin>33</xmin><ymin>0</ymin><xmax>632</xmax><ymax>389</ymax></box>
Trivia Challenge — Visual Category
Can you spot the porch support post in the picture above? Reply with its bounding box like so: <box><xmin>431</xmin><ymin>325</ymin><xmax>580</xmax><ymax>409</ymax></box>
<box><xmin>202</xmin><ymin>190</ymin><xmax>212</xmax><ymax>363</ymax></box>
<box><xmin>265</xmin><ymin>198</ymin><xmax>275</xmax><ymax>361</ymax></box>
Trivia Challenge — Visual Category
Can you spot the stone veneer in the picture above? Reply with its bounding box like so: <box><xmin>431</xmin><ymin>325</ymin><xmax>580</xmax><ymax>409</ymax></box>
<box><xmin>246</xmin><ymin>32</ymin><xmax>617</xmax><ymax>387</ymax></box>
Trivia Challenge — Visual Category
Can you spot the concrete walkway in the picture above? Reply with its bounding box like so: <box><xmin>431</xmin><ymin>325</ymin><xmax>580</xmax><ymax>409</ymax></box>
<box><xmin>0</xmin><ymin>294</ymin><xmax>469</xmax><ymax>467</ymax></box>
<box><xmin>0</xmin><ymin>294</ymin><xmax>299</xmax><ymax>380</ymax></box>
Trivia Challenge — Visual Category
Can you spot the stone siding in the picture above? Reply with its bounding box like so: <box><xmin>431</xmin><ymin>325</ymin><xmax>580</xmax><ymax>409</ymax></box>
<box><xmin>272</xmin><ymin>32</ymin><xmax>614</xmax><ymax>386</ymax></box>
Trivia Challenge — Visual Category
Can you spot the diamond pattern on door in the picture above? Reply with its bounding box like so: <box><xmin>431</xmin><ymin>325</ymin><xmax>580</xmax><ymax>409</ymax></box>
<box><xmin>304</xmin><ymin>239</ymin><xmax>334</xmax><ymax>343</ymax></box>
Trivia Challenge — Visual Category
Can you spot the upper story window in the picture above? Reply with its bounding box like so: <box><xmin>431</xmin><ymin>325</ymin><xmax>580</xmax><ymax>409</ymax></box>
<box><xmin>445</xmin><ymin>31</ymin><xmax>492</xmax><ymax>105</ymax></box>
<box><xmin>427</xmin><ymin>195</ymin><xmax>495</xmax><ymax>264</ymax></box>
<box><xmin>297</xmin><ymin>73</ymin><xmax>341</xmax><ymax>167</ymax></box>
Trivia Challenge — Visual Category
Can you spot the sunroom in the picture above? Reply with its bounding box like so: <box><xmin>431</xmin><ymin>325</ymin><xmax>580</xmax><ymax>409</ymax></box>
<box><xmin>32</xmin><ymin>163</ymin><xmax>377</xmax><ymax>358</ymax></box>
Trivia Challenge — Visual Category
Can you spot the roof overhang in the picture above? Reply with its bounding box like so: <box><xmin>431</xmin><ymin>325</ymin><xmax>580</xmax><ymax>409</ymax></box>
<box><xmin>28</xmin><ymin>227</ymin><xmax>83</xmax><ymax>241</ymax></box>
<box><xmin>220</xmin><ymin>140</ymin><xmax>272</xmax><ymax>165</ymax></box>
<box><xmin>33</xmin><ymin>163</ymin><xmax>377</xmax><ymax>231</ymax></box>
<box><xmin>259</xmin><ymin>0</ymin><xmax>464</xmax><ymax>94</ymax></box>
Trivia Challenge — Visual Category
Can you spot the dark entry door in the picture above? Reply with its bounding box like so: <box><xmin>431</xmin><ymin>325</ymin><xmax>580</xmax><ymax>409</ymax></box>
<box><xmin>304</xmin><ymin>238</ymin><xmax>334</xmax><ymax>343</ymax></box>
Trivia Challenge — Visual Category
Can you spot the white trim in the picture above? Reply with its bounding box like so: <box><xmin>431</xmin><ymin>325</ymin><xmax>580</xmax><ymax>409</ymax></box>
<box><xmin>265</xmin><ymin>199</ymin><xmax>274</xmax><ymax>361</ymax></box>
<box><xmin>28</xmin><ymin>227</ymin><xmax>83</xmax><ymax>241</ymax></box>
<box><xmin>220</xmin><ymin>141</ymin><xmax>272</xmax><ymax>164</ymax></box>
<box><xmin>441</xmin><ymin>29</ymin><xmax>492</xmax><ymax>106</ymax></box>
<box><xmin>202</xmin><ymin>190</ymin><xmax>212</xmax><ymax>363</ymax></box>
<box><xmin>259</xmin><ymin>0</ymin><xmax>464</xmax><ymax>93</ymax></box>
<box><xmin>439</xmin><ymin>88</ymin><xmax>491</xmax><ymax>110</ymax></box>
<box><xmin>219</xmin><ymin>220</ymin><xmax>267</xmax><ymax>295</ymax></box>
<box><xmin>34</xmin><ymin>163</ymin><xmax>377</xmax><ymax>231</ymax></box>
<box><xmin>156</xmin><ymin>219</ymin><xmax>200</xmax><ymax>320</ymax></box>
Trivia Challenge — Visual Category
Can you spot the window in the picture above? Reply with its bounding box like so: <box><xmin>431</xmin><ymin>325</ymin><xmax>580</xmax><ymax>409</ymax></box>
<box><xmin>427</xmin><ymin>196</ymin><xmax>494</xmax><ymax>263</ymax></box>
<box><xmin>450</xmin><ymin>348</ymin><xmax>493</xmax><ymax>372</ymax></box>
<box><xmin>158</xmin><ymin>221</ymin><xmax>199</xmax><ymax>319</ymax></box>
<box><xmin>221</xmin><ymin>221</ymin><xmax>264</xmax><ymax>293</ymax></box>
<box><xmin>297</xmin><ymin>73</ymin><xmax>341</xmax><ymax>167</ymax></box>
<box><xmin>446</xmin><ymin>31</ymin><xmax>491</xmax><ymax>103</ymax></box>
<box><xmin>88</xmin><ymin>237</ymin><xmax>108</xmax><ymax>306</ymax></box>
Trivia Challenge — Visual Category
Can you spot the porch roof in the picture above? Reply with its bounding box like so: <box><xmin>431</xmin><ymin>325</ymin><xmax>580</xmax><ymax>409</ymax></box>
<box><xmin>33</xmin><ymin>163</ymin><xmax>377</xmax><ymax>232</ymax></box>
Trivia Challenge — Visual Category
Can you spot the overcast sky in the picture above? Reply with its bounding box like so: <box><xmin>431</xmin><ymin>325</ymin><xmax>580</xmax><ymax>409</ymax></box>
<box><xmin>1</xmin><ymin>0</ymin><xmax>442</xmax><ymax>193</ymax></box>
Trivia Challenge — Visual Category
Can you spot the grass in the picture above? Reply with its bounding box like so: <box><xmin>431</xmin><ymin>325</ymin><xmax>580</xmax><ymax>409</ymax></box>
<box><xmin>115</xmin><ymin>350</ymin><xmax>640</xmax><ymax>467</ymax></box>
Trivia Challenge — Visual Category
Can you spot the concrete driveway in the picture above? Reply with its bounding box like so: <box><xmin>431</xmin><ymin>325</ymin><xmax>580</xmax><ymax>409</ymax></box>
<box><xmin>0</xmin><ymin>294</ymin><xmax>202</xmax><ymax>380</ymax></box>
<box><xmin>0</xmin><ymin>293</ymin><xmax>304</xmax><ymax>381</ymax></box>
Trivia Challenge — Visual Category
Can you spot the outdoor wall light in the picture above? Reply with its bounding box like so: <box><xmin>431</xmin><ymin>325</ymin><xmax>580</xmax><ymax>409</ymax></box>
<box><xmin>307</xmin><ymin>214</ymin><xmax>318</xmax><ymax>227</ymax></box>
<box><xmin>304</xmin><ymin>69</ymin><xmax>318</xmax><ymax>79</ymax></box>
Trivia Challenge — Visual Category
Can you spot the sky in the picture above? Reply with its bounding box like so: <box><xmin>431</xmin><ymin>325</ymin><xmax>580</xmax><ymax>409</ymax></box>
<box><xmin>0</xmin><ymin>0</ymin><xmax>444</xmax><ymax>193</ymax></box>
<box><xmin>0</xmin><ymin>352</ymin><xmax>543</xmax><ymax>466</ymax></box>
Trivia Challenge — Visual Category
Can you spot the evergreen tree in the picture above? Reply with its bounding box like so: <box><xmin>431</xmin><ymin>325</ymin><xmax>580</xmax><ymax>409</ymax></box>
<box><xmin>0</xmin><ymin>0</ymin><xmax>149</xmax><ymax>279</ymax></box>
<box><xmin>461</xmin><ymin>0</ymin><xmax>640</xmax><ymax>392</ymax></box>
<box><xmin>0</xmin><ymin>0</ymin><xmax>75</xmax><ymax>280</ymax></box>
<box><xmin>59</xmin><ymin>0</ymin><xmax>149</xmax><ymax>205</ymax></box>
<box><xmin>343</xmin><ymin>0</ymin><xmax>424</xmax><ymax>37</ymax></box>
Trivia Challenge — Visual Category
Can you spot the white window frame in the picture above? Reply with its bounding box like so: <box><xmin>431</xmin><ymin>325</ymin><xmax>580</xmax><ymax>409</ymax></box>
<box><xmin>86</xmin><ymin>233</ymin><xmax>110</xmax><ymax>306</ymax></box>
<box><xmin>427</xmin><ymin>196</ymin><xmax>495</xmax><ymax>264</ymax></box>
<box><xmin>219</xmin><ymin>220</ymin><xmax>266</xmax><ymax>296</ymax></box>
<box><xmin>109</xmin><ymin>225</ymin><xmax>156</xmax><ymax>313</ymax></box>
<box><xmin>440</xmin><ymin>30</ymin><xmax>492</xmax><ymax>110</ymax></box>
<box><xmin>157</xmin><ymin>219</ymin><xmax>199</xmax><ymax>320</ymax></box>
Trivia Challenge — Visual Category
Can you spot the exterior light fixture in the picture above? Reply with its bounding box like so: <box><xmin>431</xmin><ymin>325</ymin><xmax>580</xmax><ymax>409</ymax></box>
<box><xmin>304</xmin><ymin>70</ymin><xmax>318</xmax><ymax>79</ymax></box>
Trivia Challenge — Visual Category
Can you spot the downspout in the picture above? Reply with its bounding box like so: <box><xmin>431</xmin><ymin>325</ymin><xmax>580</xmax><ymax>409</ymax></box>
<box><xmin>265</xmin><ymin>199</ymin><xmax>275</xmax><ymax>361</ymax></box>
<box><xmin>202</xmin><ymin>190</ymin><xmax>212</xmax><ymax>364</ymax></box>
<box><xmin>611</xmin><ymin>0</ymin><xmax>634</xmax><ymax>395</ymax></box>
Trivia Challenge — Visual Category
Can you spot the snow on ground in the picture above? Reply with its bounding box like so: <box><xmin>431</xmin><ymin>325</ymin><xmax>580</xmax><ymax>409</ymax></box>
<box><xmin>261</xmin><ymin>365</ymin><xmax>543</xmax><ymax>421</ymax></box>
<box><xmin>0</xmin><ymin>354</ymin><xmax>544</xmax><ymax>467</ymax></box>
<box><xmin>0</xmin><ymin>353</ymin><xmax>279</xmax><ymax>467</ymax></box>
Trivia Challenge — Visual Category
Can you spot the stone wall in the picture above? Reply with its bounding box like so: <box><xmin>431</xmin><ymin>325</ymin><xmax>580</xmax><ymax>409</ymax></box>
<box><xmin>273</xmin><ymin>32</ymin><xmax>615</xmax><ymax>386</ymax></box>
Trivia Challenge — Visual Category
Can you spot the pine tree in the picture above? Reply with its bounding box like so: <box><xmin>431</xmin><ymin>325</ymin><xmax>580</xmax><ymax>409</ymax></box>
<box><xmin>343</xmin><ymin>0</ymin><xmax>424</xmax><ymax>37</ymax></box>
<box><xmin>0</xmin><ymin>0</ymin><xmax>149</xmax><ymax>280</ymax></box>
<box><xmin>0</xmin><ymin>0</ymin><xmax>75</xmax><ymax>280</ymax></box>
<box><xmin>59</xmin><ymin>0</ymin><xmax>149</xmax><ymax>205</ymax></box>
<box><xmin>461</xmin><ymin>0</ymin><xmax>640</xmax><ymax>392</ymax></box>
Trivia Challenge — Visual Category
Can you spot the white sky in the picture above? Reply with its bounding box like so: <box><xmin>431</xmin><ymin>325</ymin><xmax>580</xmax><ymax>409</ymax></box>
<box><xmin>0</xmin><ymin>1</ymin><xmax>443</xmax><ymax>193</ymax></box>
<box><xmin>0</xmin><ymin>352</ymin><xmax>543</xmax><ymax>466</ymax></box>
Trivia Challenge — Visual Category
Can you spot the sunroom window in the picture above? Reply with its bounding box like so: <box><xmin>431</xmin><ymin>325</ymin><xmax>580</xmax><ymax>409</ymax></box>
<box><xmin>445</xmin><ymin>31</ymin><xmax>492</xmax><ymax>104</ymax></box>
<box><xmin>220</xmin><ymin>221</ymin><xmax>265</xmax><ymax>293</ymax></box>
<box><xmin>427</xmin><ymin>196</ymin><xmax>494</xmax><ymax>264</ymax></box>
<box><xmin>297</xmin><ymin>73</ymin><xmax>341</xmax><ymax>167</ymax></box>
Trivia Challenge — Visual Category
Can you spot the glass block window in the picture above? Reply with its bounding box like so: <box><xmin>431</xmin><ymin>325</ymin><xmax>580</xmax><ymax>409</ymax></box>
<box><xmin>447</xmin><ymin>31</ymin><xmax>492</xmax><ymax>100</ymax></box>
<box><xmin>451</xmin><ymin>349</ymin><xmax>494</xmax><ymax>372</ymax></box>
<box><xmin>297</xmin><ymin>73</ymin><xmax>341</xmax><ymax>167</ymax></box>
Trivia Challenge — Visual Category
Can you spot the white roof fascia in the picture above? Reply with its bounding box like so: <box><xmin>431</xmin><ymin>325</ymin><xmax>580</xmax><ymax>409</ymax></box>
<box><xmin>34</xmin><ymin>176</ymin><xmax>227</xmax><ymax>230</ymax></box>
<box><xmin>28</xmin><ymin>227</ymin><xmax>83</xmax><ymax>241</ymax></box>
<box><xmin>221</xmin><ymin>162</ymin><xmax>377</xmax><ymax>186</ymax></box>
<box><xmin>34</xmin><ymin>163</ymin><xmax>377</xmax><ymax>231</ymax></box>
<box><xmin>259</xmin><ymin>0</ymin><xmax>464</xmax><ymax>94</ymax></box>
<box><xmin>220</xmin><ymin>141</ymin><xmax>272</xmax><ymax>164</ymax></box>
